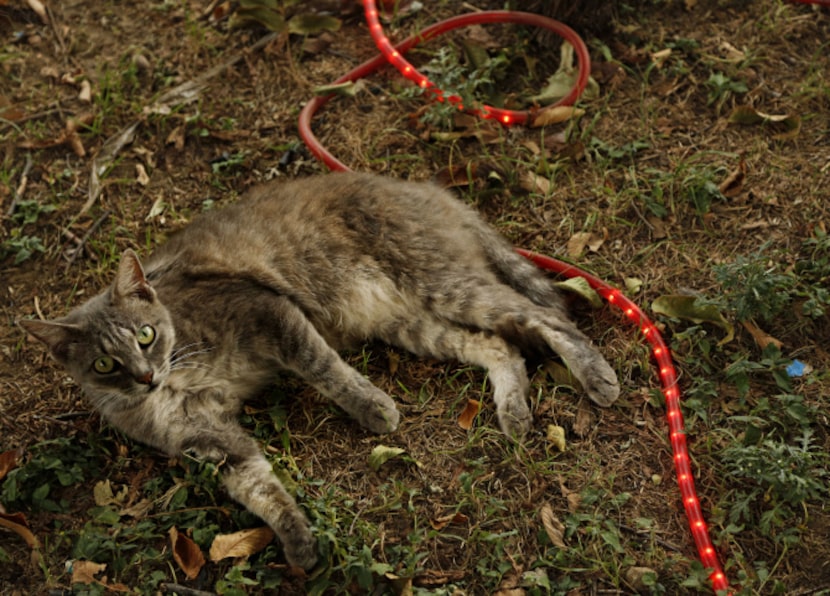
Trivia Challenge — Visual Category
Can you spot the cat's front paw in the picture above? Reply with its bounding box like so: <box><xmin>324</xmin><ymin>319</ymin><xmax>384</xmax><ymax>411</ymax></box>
<box><xmin>358</xmin><ymin>388</ymin><xmax>400</xmax><ymax>434</ymax></box>
<box><xmin>496</xmin><ymin>398</ymin><xmax>532</xmax><ymax>440</ymax></box>
<box><xmin>279</xmin><ymin>511</ymin><xmax>318</xmax><ymax>570</ymax></box>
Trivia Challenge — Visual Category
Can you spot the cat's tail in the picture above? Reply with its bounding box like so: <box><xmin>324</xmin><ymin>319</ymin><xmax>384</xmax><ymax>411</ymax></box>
<box><xmin>473</xmin><ymin>222</ymin><xmax>567</xmax><ymax>311</ymax></box>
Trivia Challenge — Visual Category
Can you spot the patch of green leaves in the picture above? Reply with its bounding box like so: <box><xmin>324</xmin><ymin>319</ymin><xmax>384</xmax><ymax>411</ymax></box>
<box><xmin>2</xmin><ymin>197</ymin><xmax>55</xmax><ymax>264</ymax></box>
<box><xmin>1</xmin><ymin>438</ymin><xmax>97</xmax><ymax>512</ymax></box>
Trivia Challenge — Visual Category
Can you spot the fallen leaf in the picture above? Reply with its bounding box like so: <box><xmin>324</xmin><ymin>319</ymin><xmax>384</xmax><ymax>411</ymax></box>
<box><xmin>651</xmin><ymin>294</ymin><xmax>734</xmax><ymax>344</ymax></box>
<box><xmin>209</xmin><ymin>526</ymin><xmax>275</xmax><ymax>561</ymax></box>
<box><xmin>288</xmin><ymin>13</ymin><xmax>341</xmax><ymax>35</ymax></box>
<box><xmin>93</xmin><ymin>479</ymin><xmax>128</xmax><ymax>507</ymax></box>
<box><xmin>558</xmin><ymin>479</ymin><xmax>581</xmax><ymax>512</ymax></box>
<box><xmin>531</xmin><ymin>105</ymin><xmax>585</xmax><ymax>128</ymax></box>
<box><xmin>624</xmin><ymin>277</ymin><xmax>644</xmax><ymax>294</ymax></box>
<box><xmin>231</xmin><ymin>3</ymin><xmax>287</xmax><ymax>32</ymax></box>
<box><xmin>78</xmin><ymin>79</ymin><xmax>92</xmax><ymax>103</ymax></box>
<box><xmin>546</xmin><ymin>425</ymin><xmax>567</xmax><ymax>452</ymax></box>
<box><xmin>572</xmin><ymin>401</ymin><xmax>594</xmax><ymax>437</ymax></box>
<box><xmin>313</xmin><ymin>80</ymin><xmax>366</xmax><ymax>98</ymax></box>
<box><xmin>532</xmin><ymin>42</ymin><xmax>581</xmax><ymax>104</ymax></box>
<box><xmin>543</xmin><ymin>361</ymin><xmax>581</xmax><ymax>390</ymax></box>
<box><xmin>457</xmin><ymin>399</ymin><xmax>481</xmax><ymax>430</ymax></box>
<box><xmin>71</xmin><ymin>560</ymin><xmax>107</xmax><ymax>585</ymax></box>
<box><xmin>435</xmin><ymin>163</ymin><xmax>478</xmax><ymax>188</ymax></box>
<box><xmin>625</xmin><ymin>566</ymin><xmax>659</xmax><ymax>590</ymax></box>
<box><xmin>650</xmin><ymin>48</ymin><xmax>672</xmax><ymax>68</ymax></box>
<box><xmin>539</xmin><ymin>503</ymin><xmax>567</xmax><ymax>548</ymax></box>
<box><xmin>718</xmin><ymin>41</ymin><xmax>746</xmax><ymax>63</ymax></box>
<box><xmin>741</xmin><ymin>320</ymin><xmax>783</xmax><ymax>350</ymax></box>
<box><xmin>302</xmin><ymin>32</ymin><xmax>333</xmax><ymax>55</ymax></box>
<box><xmin>0</xmin><ymin>448</ymin><xmax>23</xmax><ymax>482</ymax></box>
<box><xmin>554</xmin><ymin>276</ymin><xmax>603</xmax><ymax>308</ymax></box>
<box><xmin>135</xmin><ymin>163</ymin><xmax>150</xmax><ymax>186</ymax></box>
<box><xmin>718</xmin><ymin>158</ymin><xmax>747</xmax><ymax>197</ymax></box>
<box><xmin>728</xmin><ymin>106</ymin><xmax>800</xmax><ymax>140</ymax></box>
<box><xmin>368</xmin><ymin>445</ymin><xmax>407</xmax><ymax>471</ymax></box>
<box><xmin>166</xmin><ymin>125</ymin><xmax>186</xmax><ymax>151</ymax></box>
<box><xmin>211</xmin><ymin>0</ymin><xmax>231</xmax><ymax>22</ymax></box>
<box><xmin>26</xmin><ymin>0</ymin><xmax>48</xmax><ymax>23</ymax></box>
<box><xmin>169</xmin><ymin>526</ymin><xmax>206</xmax><ymax>580</ymax></box>
<box><xmin>566</xmin><ymin>230</ymin><xmax>606</xmax><ymax>258</ymax></box>
<box><xmin>519</xmin><ymin>171</ymin><xmax>551</xmax><ymax>195</ymax></box>
<box><xmin>430</xmin><ymin>512</ymin><xmax>470</xmax><ymax>531</ymax></box>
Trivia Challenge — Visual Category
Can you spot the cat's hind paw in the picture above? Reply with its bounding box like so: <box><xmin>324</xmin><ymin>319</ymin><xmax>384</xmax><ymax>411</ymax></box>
<box><xmin>582</xmin><ymin>357</ymin><xmax>620</xmax><ymax>407</ymax></box>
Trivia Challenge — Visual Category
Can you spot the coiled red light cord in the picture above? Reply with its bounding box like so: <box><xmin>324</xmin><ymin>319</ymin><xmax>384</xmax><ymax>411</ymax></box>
<box><xmin>517</xmin><ymin>251</ymin><xmax>729</xmax><ymax>593</ymax></box>
<box><xmin>297</xmin><ymin>4</ymin><xmax>730</xmax><ymax>593</ymax></box>
<box><xmin>363</xmin><ymin>2</ymin><xmax>590</xmax><ymax>125</ymax></box>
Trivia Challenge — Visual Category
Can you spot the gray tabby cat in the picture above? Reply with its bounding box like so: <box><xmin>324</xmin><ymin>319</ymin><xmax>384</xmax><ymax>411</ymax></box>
<box><xmin>19</xmin><ymin>172</ymin><xmax>619</xmax><ymax>570</ymax></box>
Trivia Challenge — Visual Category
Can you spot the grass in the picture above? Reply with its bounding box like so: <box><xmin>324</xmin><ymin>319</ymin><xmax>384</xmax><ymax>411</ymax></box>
<box><xmin>2</xmin><ymin>0</ymin><xmax>830</xmax><ymax>594</ymax></box>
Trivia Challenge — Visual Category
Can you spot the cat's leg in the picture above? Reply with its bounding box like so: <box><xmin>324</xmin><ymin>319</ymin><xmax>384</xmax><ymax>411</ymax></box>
<box><xmin>429</xmin><ymin>280</ymin><xmax>620</xmax><ymax>408</ymax></box>
<box><xmin>179</xmin><ymin>424</ymin><xmax>317</xmax><ymax>570</ymax></box>
<box><xmin>270</xmin><ymin>297</ymin><xmax>400</xmax><ymax>434</ymax></box>
<box><xmin>380</xmin><ymin>319</ymin><xmax>532</xmax><ymax>438</ymax></box>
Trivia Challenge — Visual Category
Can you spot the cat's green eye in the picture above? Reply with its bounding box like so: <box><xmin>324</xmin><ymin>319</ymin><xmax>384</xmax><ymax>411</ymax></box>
<box><xmin>93</xmin><ymin>356</ymin><xmax>116</xmax><ymax>374</ymax></box>
<box><xmin>137</xmin><ymin>325</ymin><xmax>156</xmax><ymax>347</ymax></box>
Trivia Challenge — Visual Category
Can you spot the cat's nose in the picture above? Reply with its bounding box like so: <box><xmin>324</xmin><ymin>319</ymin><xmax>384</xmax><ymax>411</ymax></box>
<box><xmin>135</xmin><ymin>370</ymin><xmax>154</xmax><ymax>385</ymax></box>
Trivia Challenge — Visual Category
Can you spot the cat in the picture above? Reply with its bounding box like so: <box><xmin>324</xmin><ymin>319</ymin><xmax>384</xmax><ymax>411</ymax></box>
<box><xmin>19</xmin><ymin>172</ymin><xmax>619</xmax><ymax>570</ymax></box>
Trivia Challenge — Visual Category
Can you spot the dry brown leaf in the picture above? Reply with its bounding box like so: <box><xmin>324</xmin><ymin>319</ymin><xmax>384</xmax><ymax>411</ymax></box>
<box><xmin>519</xmin><ymin>171</ymin><xmax>551</xmax><ymax>195</ymax></box>
<box><xmin>0</xmin><ymin>448</ymin><xmax>23</xmax><ymax>482</ymax></box>
<box><xmin>209</xmin><ymin>526</ymin><xmax>275</xmax><ymax>562</ymax></box>
<box><xmin>71</xmin><ymin>560</ymin><xmax>107</xmax><ymax>585</ymax></box>
<box><xmin>430</xmin><ymin>512</ymin><xmax>470</xmax><ymax>531</ymax></box>
<box><xmin>170</xmin><ymin>526</ymin><xmax>206</xmax><ymax>580</ymax></box>
<box><xmin>26</xmin><ymin>0</ymin><xmax>48</xmax><ymax>23</ymax></box>
<box><xmin>719</xmin><ymin>158</ymin><xmax>747</xmax><ymax>198</ymax></box>
<box><xmin>572</xmin><ymin>401</ymin><xmax>594</xmax><ymax>437</ymax></box>
<box><xmin>558</xmin><ymin>479</ymin><xmax>581</xmax><ymax>512</ymax></box>
<box><xmin>78</xmin><ymin>79</ymin><xmax>92</xmax><ymax>103</ymax></box>
<box><xmin>566</xmin><ymin>230</ymin><xmax>605</xmax><ymax>258</ymax></box>
<box><xmin>135</xmin><ymin>163</ymin><xmax>150</xmax><ymax>186</ymax></box>
<box><xmin>741</xmin><ymin>320</ymin><xmax>783</xmax><ymax>350</ymax></box>
<box><xmin>457</xmin><ymin>399</ymin><xmax>481</xmax><ymax>430</ymax></box>
<box><xmin>435</xmin><ymin>163</ymin><xmax>478</xmax><ymax>188</ymax></box>
<box><xmin>546</xmin><ymin>425</ymin><xmax>567</xmax><ymax>452</ymax></box>
<box><xmin>650</xmin><ymin>48</ymin><xmax>672</xmax><ymax>68</ymax></box>
<box><xmin>166</xmin><ymin>125</ymin><xmax>186</xmax><ymax>151</ymax></box>
<box><xmin>539</xmin><ymin>503</ymin><xmax>567</xmax><ymax>549</ymax></box>
<box><xmin>532</xmin><ymin>105</ymin><xmax>585</xmax><ymax>128</ymax></box>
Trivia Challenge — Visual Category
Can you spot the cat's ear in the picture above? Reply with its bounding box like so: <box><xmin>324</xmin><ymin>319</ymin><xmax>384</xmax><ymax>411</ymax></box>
<box><xmin>18</xmin><ymin>318</ymin><xmax>79</xmax><ymax>363</ymax></box>
<box><xmin>113</xmin><ymin>249</ymin><xmax>155</xmax><ymax>303</ymax></box>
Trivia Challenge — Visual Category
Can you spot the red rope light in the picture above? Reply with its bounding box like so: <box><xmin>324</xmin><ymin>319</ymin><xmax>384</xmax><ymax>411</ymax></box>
<box><xmin>517</xmin><ymin>250</ymin><xmax>729</xmax><ymax>593</ymax></box>
<box><xmin>362</xmin><ymin>1</ymin><xmax>591</xmax><ymax>125</ymax></box>
<box><xmin>296</xmin><ymin>4</ymin><xmax>731</xmax><ymax>593</ymax></box>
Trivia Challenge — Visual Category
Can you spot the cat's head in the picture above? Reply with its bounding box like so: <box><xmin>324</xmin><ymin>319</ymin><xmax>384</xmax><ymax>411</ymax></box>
<box><xmin>19</xmin><ymin>250</ymin><xmax>175</xmax><ymax>413</ymax></box>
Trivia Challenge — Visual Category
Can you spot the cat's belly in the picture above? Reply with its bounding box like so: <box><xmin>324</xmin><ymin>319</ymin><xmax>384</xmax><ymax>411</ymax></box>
<box><xmin>321</xmin><ymin>275</ymin><xmax>417</xmax><ymax>347</ymax></box>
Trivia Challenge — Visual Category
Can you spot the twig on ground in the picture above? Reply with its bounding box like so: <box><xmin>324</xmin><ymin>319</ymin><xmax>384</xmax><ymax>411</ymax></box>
<box><xmin>160</xmin><ymin>583</ymin><xmax>217</xmax><ymax>596</ymax></box>
<box><xmin>63</xmin><ymin>209</ymin><xmax>111</xmax><ymax>270</ymax></box>
<box><xmin>6</xmin><ymin>153</ymin><xmax>33</xmax><ymax>217</ymax></box>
